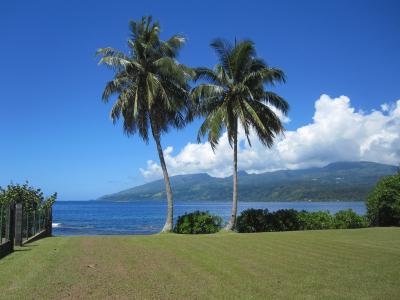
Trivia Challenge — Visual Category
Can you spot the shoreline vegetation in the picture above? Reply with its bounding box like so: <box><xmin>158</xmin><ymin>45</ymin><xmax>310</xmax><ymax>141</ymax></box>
<box><xmin>0</xmin><ymin>228</ymin><xmax>399</xmax><ymax>299</ymax></box>
<box><xmin>174</xmin><ymin>208</ymin><xmax>368</xmax><ymax>234</ymax></box>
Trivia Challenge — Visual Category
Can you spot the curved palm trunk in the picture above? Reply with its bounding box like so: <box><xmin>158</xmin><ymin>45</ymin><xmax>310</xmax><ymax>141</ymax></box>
<box><xmin>224</xmin><ymin>130</ymin><xmax>238</xmax><ymax>231</ymax></box>
<box><xmin>151</xmin><ymin>126</ymin><xmax>174</xmax><ymax>233</ymax></box>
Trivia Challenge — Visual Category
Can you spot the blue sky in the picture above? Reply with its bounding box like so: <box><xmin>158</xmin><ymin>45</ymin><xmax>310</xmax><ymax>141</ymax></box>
<box><xmin>1</xmin><ymin>0</ymin><xmax>399</xmax><ymax>200</ymax></box>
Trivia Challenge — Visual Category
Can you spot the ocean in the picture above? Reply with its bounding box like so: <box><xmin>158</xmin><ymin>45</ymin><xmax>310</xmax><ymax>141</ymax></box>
<box><xmin>52</xmin><ymin>200</ymin><xmax>366</xmax><ymax>236</ymax></box>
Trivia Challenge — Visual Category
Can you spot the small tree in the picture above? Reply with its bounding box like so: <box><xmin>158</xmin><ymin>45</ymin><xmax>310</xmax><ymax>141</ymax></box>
<box><xmin>334</xmin><ymin>209</ymin><xmax>367</xmax><ymax>229</ymax></box>
<box><xmin>366</xmin><ymin>173</ymin><xmax>400</xmax><ymax>226</ymax></box>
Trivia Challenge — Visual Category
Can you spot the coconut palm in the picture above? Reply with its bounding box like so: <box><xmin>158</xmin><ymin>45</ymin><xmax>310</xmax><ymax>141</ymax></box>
<box><xmin>191</xmin><ymin>39</ymin><xmax>289</xmax><ymax>231</ymax></box>
<box><xmin>97</xmin><ymin>16</ymin><xmax>193</xmax><ymax>232</ymax></box>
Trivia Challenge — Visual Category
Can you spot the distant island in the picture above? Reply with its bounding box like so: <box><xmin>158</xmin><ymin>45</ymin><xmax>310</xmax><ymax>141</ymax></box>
<box><xmin>98</xmin><ymin>161</ymin><xmax>398</xmax><ymax>202</ymax></box>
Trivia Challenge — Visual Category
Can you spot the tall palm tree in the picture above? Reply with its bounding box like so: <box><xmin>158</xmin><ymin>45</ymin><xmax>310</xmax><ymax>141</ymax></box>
<box><xmin>191</xmin><ymin>39</ymin><xmax>289</xmax><ymax>231</ymax></box>
<box><xmin>97</xmin><ymin>16</ymin><xmax>193</xmax><ymax>232</ymax></box>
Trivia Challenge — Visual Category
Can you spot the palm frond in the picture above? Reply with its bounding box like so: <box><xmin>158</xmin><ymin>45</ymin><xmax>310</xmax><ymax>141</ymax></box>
<box><xmin>102</xmin><ymin>76</ymin><xmax>127</xmax><ymax>102</ymax></box>
<box><xmin>153</xmin><ymin>57</ymin><xmax>190</xmax><ymax>83</ymax></box>
<box><xmin>197</xmin><ymin>108</ymin><xmax>225</xmax><ymax>150</ymax></box>
<box><xmin>193</xmin><ymin>67</ymin><xmax>222</xmax><ymax>85</ymax></box>
<box><xmin>231</xmin><ymin>40</ymin><xmax>255</xmax><ymax>80</ymax></box>
<box><xmin>246</xmin><ymin>100</ymin><xmax>285</xmax><ymax>147</ymax></box>
<box><xmin>263</xmin><ymin>91</ymin><xmax>289</xmax><ymax>114</ymax></box>
<box><xmin>96</xmin><ymin>47</ymin><xmax>128</xmax><ymax>59</ymax></box>
<box><xmin>191</xmin><ymin>84</ymin><xmax>224</xmax><ymax>102</ymax></box>
<box><xmin>263</xmin><ymin>68</ymin><xmax>286</xmax><ymax>85</ymax></box>
<box><xmin>162</xmin><ymin>34</ymin><xmax>185</xmax><ymax>57</ymax></box>
<box><xmin>210</xmin><ymin>38</ymin><xmax>233</xmax><ymax>77</ymax></box>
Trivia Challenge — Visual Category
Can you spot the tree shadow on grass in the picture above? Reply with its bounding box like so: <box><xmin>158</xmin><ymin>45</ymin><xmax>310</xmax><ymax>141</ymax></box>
<box><xmin>14</xmin><ymin>245</ymin><xmax>37</xmax><ymax>252</ymax></box>
<box><xmin>14</xmin><ymin>248</ymin><xmax>32</xmax><ymax>252</ymax></box>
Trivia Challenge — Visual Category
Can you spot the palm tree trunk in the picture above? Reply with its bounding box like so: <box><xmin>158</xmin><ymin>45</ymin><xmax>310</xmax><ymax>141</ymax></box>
<box><xmin>151</xmin><ymin>125</ymin><xmax>174</xmax><ymax>233</ymax></box>
<box><xmin>225</xmin><ymin>130</ymin><xmax>238</xmax><ymax>231</ymax></box>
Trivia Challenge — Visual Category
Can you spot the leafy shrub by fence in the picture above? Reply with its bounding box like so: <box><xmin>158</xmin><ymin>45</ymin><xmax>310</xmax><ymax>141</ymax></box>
<box><xmin>0</xmin><ymin>182</ymin><xmax>56</xmax><ymax>259</ymax></box>
<box><xmin>236</xmin><ymin>208</ymin><xmax>367</xmax><ymax>233</ymax></box>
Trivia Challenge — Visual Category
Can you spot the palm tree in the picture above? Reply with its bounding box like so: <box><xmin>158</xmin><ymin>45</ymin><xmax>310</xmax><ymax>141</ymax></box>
<box><xmin>97</xmin><ymin>16</ymin><xmax>193</xmax><ymax>232</ymax></box>
<box><xmin>191</xmin><ymin>39</ymin><xmax>289</xmax><ymax>231</ymax></box>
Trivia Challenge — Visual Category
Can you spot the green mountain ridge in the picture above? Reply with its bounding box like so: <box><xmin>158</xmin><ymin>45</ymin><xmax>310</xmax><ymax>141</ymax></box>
<box><xmin>98</xmin><ymin>161</ymin><xmax>398</xmax><ymax>202</ymax></box>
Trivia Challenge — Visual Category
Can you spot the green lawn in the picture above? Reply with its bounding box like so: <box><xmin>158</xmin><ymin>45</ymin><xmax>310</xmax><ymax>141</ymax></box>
<box><xmin>0</xmin><ymin>228</ymin><xmax>399</xmax><ymax>299</ymax></box>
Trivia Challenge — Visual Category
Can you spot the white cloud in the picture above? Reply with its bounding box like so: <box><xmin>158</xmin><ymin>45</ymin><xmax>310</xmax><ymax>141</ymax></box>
<box><xmin>140</xmin><ymin>95</ymin><xmax>400</xmax><ymax>180</ymax></box>
<box><xmin>267</xmin><ymin>104</ymin><xmax>291</xmax><ymax>124</ymax></box>
<box><xmin>381</xmin><ymin>103</ymin><xmax>390</xmax><ymax>112</ymax></box>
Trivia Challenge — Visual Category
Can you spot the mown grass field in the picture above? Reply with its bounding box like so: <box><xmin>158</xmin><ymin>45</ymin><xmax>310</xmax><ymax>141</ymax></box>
<box><xmin>0</xmin><ymin>228</ymin><xmax>399</xmax><ymax>299</ymax></box>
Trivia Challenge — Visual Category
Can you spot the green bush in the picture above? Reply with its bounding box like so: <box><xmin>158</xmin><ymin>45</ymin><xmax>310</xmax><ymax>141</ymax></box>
<box><xmin>298</xmin><ymin>210</ymin><xmax>334</xmax><ymax>230</ymax></box>
<box><xmin>236</xmin><ymin>209</ymin><xmax>269</xmax><ymax>233</ymax></box>
<box><xmin>334</xmin><ymin>209</ymin><xmax>368</xmax><ymax>229</ymax></box>
<box><xmin>237</xmin><ymin>209</ymin><xmax>302</xmax><ymax>232</ymax></box>
<box><xmin>174</xmin><ymin>211</ymin><xmax>223</xmax><ymax>234</ymax></box>
<box><xmin>237</xmin><ymin>208</ymin><xmax>368</xmax><ymax>233</ymax></box>
<box><xmin>236</xmin><ymin>209</ymin><xmax>301</xmax><ymax>232</ymax></box>
<box><xmin>267</xmin><ymin>209</ymin><xmax>301</xmax><ymax>231</ymax></box>
<box><xmin>0</xmin><ymin>182</ymin><xmax>57</xmax><ymax>208</ymax></box>
<box><xmin>366</xmin><ymin>173</ymin><xmax>400</xmax><ymax>226</ymax></box>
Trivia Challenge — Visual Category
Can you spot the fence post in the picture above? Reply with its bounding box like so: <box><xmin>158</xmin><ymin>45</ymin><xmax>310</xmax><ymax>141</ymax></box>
<box><xmin>6</xmin><ymin>204</ymin><xmax>15</xmax><ymax>251</ymax></box>
<box><xmin>14</xmin><ymin>203</ymin><xmax>23</xmax><ymax>246</ymax></box>
<box><xmin>47</xmin><ymin>207</ymin><xmax>53</xmax><ymax>237</ymax></box>
<box><xmin>0</xmin><ymin>205</ymin><xmax>3</xmax><ymax>245</ymax></box>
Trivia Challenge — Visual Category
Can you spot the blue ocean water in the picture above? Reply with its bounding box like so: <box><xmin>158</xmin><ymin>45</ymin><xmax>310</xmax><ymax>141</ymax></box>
<box><xmin>52</xmin><ymin>201</ymin><xmax>366</xmax><ymax>236</ymax></box>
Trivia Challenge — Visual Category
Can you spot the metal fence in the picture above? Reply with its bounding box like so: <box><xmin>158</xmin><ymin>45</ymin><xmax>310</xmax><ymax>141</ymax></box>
<box><xmin>22</xmin><ymin>206</ymin><xmax>51</xmax><ymax>243</ymax></box>
<box><xmin>0</xmin><ymin>202</ymin><xmax>52</xmax><ymax>259</ymax></box>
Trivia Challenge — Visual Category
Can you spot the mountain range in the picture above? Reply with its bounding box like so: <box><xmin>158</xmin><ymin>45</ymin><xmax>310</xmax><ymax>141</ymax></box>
<box><xmin>98</xmin><ymin>161</ymin><xmax>398</xmax><ymax>202</ymax></box>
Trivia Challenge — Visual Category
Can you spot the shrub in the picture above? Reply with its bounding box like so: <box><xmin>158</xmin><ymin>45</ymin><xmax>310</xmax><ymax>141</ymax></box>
<box><xmin>267</xmin><ymin>209</ymin><xmax>301</xmax><ymax>231</ymax></box>
<box><xmin>334</xmin><ymin>209</ymin><xmax>368</xmax><ymax>229</ymax></box>
<box><xmin>298</xmin><ymin>210</ymin><xmax>334</xmax><ymax>230</ymax></box>
<box><xmin>366</xmin><ymin>173</ymin><xmax>400</xmax><ymax>226</ymax></box>
<box><xmin>237</xmin><ymin>208</ymin><xmax>367</xmax><ymax>233</ymax></box>
<box><xmin>236</xmin><ymin>209</ymin><xmax>269</xmax><ymax>233</ymax></box>
<box><xmin>236</xmin><ymin>209</ymin><xmax>301</xmax><ymax>232</ymax></box>
<box><xmin>0</xmin><ymin>182</ymin><xmax>57</xmax><ymax>208</ymax></box>
<box><xmin>174</xmin><ymin>211</ymin><xmax>223</xmax><ymax>234</ymax></box>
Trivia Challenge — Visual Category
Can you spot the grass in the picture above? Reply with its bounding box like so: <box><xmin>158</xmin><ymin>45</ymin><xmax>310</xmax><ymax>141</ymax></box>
<box><xmin>0</xmin><ymin>228</ymin><xmax>399</xmax><ymax>299</ymax></box>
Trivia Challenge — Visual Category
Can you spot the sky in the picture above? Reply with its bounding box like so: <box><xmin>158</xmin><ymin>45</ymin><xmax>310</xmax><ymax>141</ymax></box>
<box><xmin>0</xmin><ymin>0</ymin><xmax>399</xmax><ymax>200</ymax></box>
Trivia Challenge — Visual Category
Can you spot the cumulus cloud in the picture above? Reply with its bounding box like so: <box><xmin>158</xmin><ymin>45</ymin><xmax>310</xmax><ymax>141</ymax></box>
<box><xmin>140</xmin><ymin>95</ymin><xmax>400</xmax><ymax>180</ymax></box>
